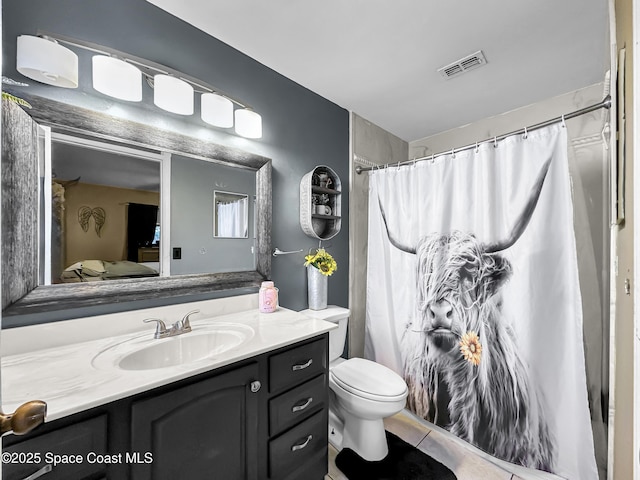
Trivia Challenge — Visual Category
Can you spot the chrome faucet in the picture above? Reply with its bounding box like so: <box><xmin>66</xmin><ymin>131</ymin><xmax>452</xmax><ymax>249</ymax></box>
<box><xmin>173</xmin><ymin>309</ymin><xmax>199</xmax><ymax>334</ymax></box>
<box><xmin>143</xmin><ymin>310</ymin><xmax>200</xmax><ymax>339</ymax></box>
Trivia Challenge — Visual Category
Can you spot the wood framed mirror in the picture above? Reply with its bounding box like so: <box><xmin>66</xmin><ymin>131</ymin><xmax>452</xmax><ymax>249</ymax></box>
<box><xmin>1</xmin><ymin>94</ymin><xmax>272</xmax><ymax>319</ymax></box>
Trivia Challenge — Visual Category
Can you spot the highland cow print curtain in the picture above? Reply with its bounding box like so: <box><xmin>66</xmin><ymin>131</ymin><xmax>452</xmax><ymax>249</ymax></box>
<box><xmin>366</xmin><ymin>124</ymin><xmax>598</xmax><ymax>480</ymax></box>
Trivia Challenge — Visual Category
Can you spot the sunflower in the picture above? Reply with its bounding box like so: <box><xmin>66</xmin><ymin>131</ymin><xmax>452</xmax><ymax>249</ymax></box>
<box><xmin>304</xmin><ymin>248</ymin><xmax>337</xmax><ymax>276</ymax></box>
<box><xmin>459</xmin><ymin>331</ymin><xmax>482</xmax><ymax>366</ymax></box>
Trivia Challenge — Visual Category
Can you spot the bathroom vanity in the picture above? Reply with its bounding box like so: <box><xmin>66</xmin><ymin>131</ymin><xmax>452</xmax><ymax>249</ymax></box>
<box><xmin>1</xmin><ymin>301</ymin><xmax>335</xmax><ymax>480</ymax></box>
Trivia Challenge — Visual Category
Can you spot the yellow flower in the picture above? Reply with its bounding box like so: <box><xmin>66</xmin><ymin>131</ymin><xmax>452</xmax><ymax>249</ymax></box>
<box><xmin>304</xmin><ymin>248</ymin><xmax>337</xmax><ymax>276</ymax></box>
<box><xmin>459</xmin><ymin>331</ymin><xmax>482</xmax><ymax>366</ymax></box>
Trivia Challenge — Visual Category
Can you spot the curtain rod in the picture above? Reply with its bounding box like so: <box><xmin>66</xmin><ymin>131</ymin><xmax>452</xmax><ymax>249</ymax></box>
<box><xmin>355</xmin><ymin>95</ymin><xmax>612</xmax><ymax>174</ymax></box>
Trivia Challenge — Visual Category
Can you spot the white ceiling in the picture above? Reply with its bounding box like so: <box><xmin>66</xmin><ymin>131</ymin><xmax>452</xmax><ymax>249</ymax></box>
<box><xmin>146</xmin><ymin>0</ymin><xmax>609</xmax><ymax>142</ymax></box>
<box><xmin>52</xmin><ymin>141</ymin><xmax>160</xmax><ymax>192</ymax></box>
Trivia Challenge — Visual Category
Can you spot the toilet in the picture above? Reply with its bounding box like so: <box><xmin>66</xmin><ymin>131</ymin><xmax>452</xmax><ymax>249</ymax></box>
<box><xmin>300</xmin><ymin>306</ymin><xmax>408</xmax><ymax>461</ymax></box>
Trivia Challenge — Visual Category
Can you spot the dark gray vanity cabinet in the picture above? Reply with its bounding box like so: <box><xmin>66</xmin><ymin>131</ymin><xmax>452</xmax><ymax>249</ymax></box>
<box><xmin>266</xmin><ymin>337</ymin><xmax>329</xmax><ymax>480</ymax></box>
<box><xmin>2</xmin><ymin>415</ymin><xmax>108</xmax><ymax>480</ymax></box>
<box><xmin>2</xmin><ymin>334</ymin><xmax>330</xmax><ymax>480</ymax></box>
<box><xmin>130</xmin><ymin>362</ymin><xmax>259</xmax><ymax>480</ymax></box>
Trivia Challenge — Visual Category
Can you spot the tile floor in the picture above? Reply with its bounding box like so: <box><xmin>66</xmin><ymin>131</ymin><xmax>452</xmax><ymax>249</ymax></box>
<box><xmin>325</xmin><ymin>409</ymin><xmax>525</xmax><ymax>480</ymax></box>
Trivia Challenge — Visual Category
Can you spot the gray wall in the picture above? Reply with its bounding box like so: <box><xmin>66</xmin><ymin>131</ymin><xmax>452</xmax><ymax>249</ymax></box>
<box><xmin>171</xmin><ymin>155</ymin><xmax>256</xmax><ymax>275</ymax></box>
<box><xmin>3</xmin><ymin>0</ymin><xmax>349</xmax><ymax>319</ymax></box>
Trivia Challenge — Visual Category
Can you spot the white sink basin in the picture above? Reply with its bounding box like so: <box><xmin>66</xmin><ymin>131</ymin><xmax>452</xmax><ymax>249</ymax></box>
<box><xmin>92</xmin><ymin>323</ymin><xmax>254</xmax><ymax>371</ymax></box>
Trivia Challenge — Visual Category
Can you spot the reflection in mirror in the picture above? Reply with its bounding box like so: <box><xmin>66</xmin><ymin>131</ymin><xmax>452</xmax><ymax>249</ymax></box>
<box><xmin>48</xmin><ymin>134</ymin><xmax>162</xmax><ymax>285</ymax></box>
<box><xmin>170</xmin><ymin>155</ymin><xmax>256</xmax><ymax>276</ymax></box>
<box><xmin>42</xmin><ymin>134</ymin><xmax>260</xmax><ymax>282</ymax></box>
<box><xmin>214</xmin><ymin>191</ymin><xmax>249</xmax><ymax>238</ymax></box>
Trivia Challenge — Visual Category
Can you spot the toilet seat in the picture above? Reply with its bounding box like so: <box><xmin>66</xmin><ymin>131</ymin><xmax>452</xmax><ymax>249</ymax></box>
<box><xmin>330</xmin><ymin>358</ymin><xmax>408</xmax><ymax>402</ymax></box>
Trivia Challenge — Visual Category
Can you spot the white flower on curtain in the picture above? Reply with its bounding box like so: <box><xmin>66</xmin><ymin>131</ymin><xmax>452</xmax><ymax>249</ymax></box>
<box><xmin>216</xmin><ymin>197</ymin><xmax>248</xmax><ymax>237</ymax></box>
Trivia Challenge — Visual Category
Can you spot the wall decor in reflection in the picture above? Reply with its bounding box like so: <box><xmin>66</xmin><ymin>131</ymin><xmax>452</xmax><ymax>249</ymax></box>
<box><xmin>78</xmin><ymin>206</ymin><xmax>106</xmax><ymax>237</ymax></box>
<box><xmin>214</xmin><ymin>191</ymin><xmax>249</xmax><ymax>238</ymax></box>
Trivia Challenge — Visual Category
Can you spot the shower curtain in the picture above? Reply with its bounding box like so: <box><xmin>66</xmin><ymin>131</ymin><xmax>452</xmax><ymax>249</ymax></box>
<box><xmin>365</xmin><ymin>124</ymin><xmax>598</xmax><ymax>480</ymax></box>
<box><xmin>216</xmin><ymin>197</ymin><xmax>248</xmax><ymax>237</ymax></box>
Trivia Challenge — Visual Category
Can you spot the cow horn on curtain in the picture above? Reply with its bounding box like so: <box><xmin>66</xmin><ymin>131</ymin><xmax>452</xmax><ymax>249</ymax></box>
<box><xmin>365</xmin><ymin>124</ymin><xmax>598</xmax><ymax>480</ymax></box>
<box><xmin>126</xmin><ymin>203</ymin><xmax>158</xmax><ymax>262</ymax></box>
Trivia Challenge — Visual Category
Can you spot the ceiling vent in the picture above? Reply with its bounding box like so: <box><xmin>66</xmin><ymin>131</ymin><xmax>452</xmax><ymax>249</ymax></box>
<box><xmin>438</xmin><ymin>50</ymin><xmax>487</xmax><ymax>79</ymax></box>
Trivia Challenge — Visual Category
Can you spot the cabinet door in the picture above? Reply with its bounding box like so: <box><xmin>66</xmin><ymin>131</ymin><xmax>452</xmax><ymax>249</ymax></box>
<box><xmin>2</xmin><ymin>415</ymin><xmax>107</xmax><ymax>480</ymax></box>
<box><xmin>130</xmin><ymin>363</ymin><xmax>259</xmax><ymax>480</ymax></box>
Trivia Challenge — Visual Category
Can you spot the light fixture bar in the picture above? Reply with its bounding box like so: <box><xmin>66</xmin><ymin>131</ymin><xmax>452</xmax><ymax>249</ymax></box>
<box><xmin>35</xmin><ymin>31</ymin><xmax>250</xmax><ymax>109</ymax></box>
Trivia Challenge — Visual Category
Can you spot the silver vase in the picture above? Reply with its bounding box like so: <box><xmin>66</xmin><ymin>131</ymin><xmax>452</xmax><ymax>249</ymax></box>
<box><xmin>307</xmin><ymin>265</ymin><xmax>328</xmax><ymax>310</ymax></box>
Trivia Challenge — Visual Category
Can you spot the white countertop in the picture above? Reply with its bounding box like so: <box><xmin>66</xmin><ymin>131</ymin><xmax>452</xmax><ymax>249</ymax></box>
<box><xmin>2</xmin><ymin>306</ymin><xmax>336</xmax><ymax>422</ymax></box>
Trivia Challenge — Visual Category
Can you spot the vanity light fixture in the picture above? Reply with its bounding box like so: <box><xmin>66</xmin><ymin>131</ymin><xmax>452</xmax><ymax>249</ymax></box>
<box><xmin>15</xmin><ymin>33</ymin><xmax>263</xmax><ymax>139</ymax></box>
<box><xmin>235</xmin><ymin>109</ymin><xmax>263</xmax><ymax>139</ymax></box>
<box><xmin>153</xmin><ymin>74</ymin><xmax>194</xmax><ymax>115</ymax></box>
<box><xmin>16</xmin><ymin>35</ymin><xmax>78</xmax><ymax>88</ymax></box>
<box><xmin>201</xmin><ymin>92</ymin><xmax>234</xmax><ymax>128</ymax></box>
<box><xmin>92</xmin><ymin>55</ymin><xmax>142</xmax><ymax>102</ymax></box>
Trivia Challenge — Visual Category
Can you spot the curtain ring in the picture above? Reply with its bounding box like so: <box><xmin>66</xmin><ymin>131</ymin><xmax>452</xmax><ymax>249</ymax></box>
<box><xmin>523</xmin><ymin>126</ymin><xmax>528</xmax><ymax>139</ymax></box>
<box><xmin>475</xmin><ymin>142</ymin><xmax>479</xmax><ymax>154</ymax></box>
<box><xmin>561</xmin><ymin>114</ymin><xmax>566</xmax><ymax>128</ymax></box>
<box><xmin>493</xmin><ymin>136</ymin><xmax>498</xmax><ymax>148</ymax></box>
<box><xmin>451</xmin><ymin>148</ymin><xmax>455</xmax><ymax>159</ymax></box>
<box><xmin>430</xmin><ymin>154</ymin><xmax>435</xmax><ymax>164</ymax></box>
<box><xmin>413</xmin><ymin>157</ymin><xmax>417</xmax><ymax>167</ymax></box>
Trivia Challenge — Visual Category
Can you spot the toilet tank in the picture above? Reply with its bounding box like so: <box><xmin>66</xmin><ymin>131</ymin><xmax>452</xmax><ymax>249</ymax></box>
<box><xmin>299</xmin><ymin>306</ymin><xmax>349</xmax><ymax>362</ymax></box>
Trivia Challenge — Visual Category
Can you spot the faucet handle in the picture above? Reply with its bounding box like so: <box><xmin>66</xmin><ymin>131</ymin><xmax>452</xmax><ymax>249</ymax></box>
<box><xmin>143</xmin><ymin>318</ymin><xmax>168</xmax><ymax>338</ymax></box>
<box><xmin>180</xmin><ymin>310</ymin><xmax>199</xmax><ymax>332</ymax></box>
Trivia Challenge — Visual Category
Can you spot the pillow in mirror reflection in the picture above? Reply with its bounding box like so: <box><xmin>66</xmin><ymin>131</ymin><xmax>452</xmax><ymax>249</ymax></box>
<box><xmin>64</xmin><ymin>259</ymin><xmax>107</xmax><ymax>275</ymax></box>
<box><xmin>61</xmin><ymin>260</ymin><xmax>159</xmax><ymax>282</ymax></box>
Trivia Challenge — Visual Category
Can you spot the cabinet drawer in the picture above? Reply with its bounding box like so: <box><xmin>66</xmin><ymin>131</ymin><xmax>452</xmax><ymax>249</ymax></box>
<box><xmin>269</xmin><ymin>336</ymin><xmax>327</xmax><ymax>393</ymax></box>
<box><xmin>268</xmin><ymin>410</ymin><xmax>327</xmax><ymax>479</ymax></box>
<box><xmin>3</xmin><ymin>415</ymin><xmax>107</xmax><ymax>480</ymax></box>
<box><xmin>269</xmin><ymin>373</ymin><xmax>327</xmax><ymax>436</ymax></box>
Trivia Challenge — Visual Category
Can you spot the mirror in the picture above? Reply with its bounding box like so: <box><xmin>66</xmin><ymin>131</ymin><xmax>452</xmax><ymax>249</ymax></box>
<box><xmin>46</xmin><ymin>136</ymin><xmax>258</xmax><ymax>283</ymax></box>
<box><xmin>1</xmin><ymin>94</ymin><xmax>272</xmax><ymax>319</ymax></box>
<box><xmin>213</xmin><ymin>191</ymin><xmax>249</xmax><ymax>238</ymax></box>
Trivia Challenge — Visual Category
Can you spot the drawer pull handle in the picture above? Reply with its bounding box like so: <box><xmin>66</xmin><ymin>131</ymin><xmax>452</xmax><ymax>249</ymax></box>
<box><xmin>291</xmin><ymin>434</ymin><xmax>313</xmax><ymax>452</ymax></box>
<box><xmin>23</xmin><ymin>464</ymin><xmax>52</xmax><ymax>480</ymax></box>
<box><xmin>292</xmin><ymin>359</ymin><xmax>313</xmax><ymax>371</ymax></box>
<box><xmin>291</xmin><ymin>397</ymin><xmax>313</xmax><ymax>413</ymax></box>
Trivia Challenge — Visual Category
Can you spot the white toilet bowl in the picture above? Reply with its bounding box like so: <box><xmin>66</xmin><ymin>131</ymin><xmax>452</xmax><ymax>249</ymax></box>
<box><xmin>329</xmin><ymin>357</ymin><xmax>408</xmax><ymax>461</ymax></box>
<box><xmin>299</xmin><ymin>306</ymin><xmax>408</xmax><ymax>462</ymax></box>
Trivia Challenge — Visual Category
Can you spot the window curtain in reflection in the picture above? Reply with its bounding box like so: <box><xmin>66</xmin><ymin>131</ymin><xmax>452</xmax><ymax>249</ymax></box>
<box><xmin>217</xmin><ymin>198</ymin><xmax>247</xmax><ymax>237</ymax></box>
<box><xmin>365</xmin><ymin>125</ymin><xmax>598</xmax><ymax>480</ymax></box>
<box><xmin>127</xmin><ymin>203</ymin><xmax>158</xmax><ymax>261</ymax></box>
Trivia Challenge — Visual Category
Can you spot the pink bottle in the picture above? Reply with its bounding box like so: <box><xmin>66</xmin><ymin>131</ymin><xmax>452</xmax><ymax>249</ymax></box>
<box><xmin>259</xmin><ymin>281</ymin><xmax>278</xmax><ymax>313</ymax></box>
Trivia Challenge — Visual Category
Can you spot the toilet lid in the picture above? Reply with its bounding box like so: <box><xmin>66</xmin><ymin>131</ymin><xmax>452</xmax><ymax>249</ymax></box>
<box><xmin>330</xmin><ymin>358</ymin><xmax>407</xmax><ymax>400</ymax></box>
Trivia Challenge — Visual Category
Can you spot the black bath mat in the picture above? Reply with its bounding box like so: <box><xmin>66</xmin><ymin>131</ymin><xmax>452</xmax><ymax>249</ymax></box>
<box><xmin>335</xmin><ymin>431</ymin><xmax>457</xmax><ymax>480</ymax></box>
